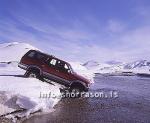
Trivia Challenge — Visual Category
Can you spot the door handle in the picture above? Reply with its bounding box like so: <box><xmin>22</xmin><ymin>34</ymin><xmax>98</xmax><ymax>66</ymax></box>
<box><xmin>41</xmin><ymin>65</ymin><xmax>45</xmax><ymax>67</ymax></box>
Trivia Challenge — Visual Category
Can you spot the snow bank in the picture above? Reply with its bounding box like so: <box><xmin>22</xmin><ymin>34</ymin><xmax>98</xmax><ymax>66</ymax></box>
<box><xmin>0</xmin><ymin>92</ymin><xmax>16</xmax><ymax>116</ymax></box>
<box><xmin>0</xmin><ymin>62</ymin><xmax>25</xmax><ymax>75</ymax></box>
<box><xmin>0</xmin><ymin>76</ymin><xmax>61</xmax><ymax>119</ymax></box>
<box><xmin>0</xmin><ymin>103</ymin><xmax>15</xmax><ymax>116</ymax></box>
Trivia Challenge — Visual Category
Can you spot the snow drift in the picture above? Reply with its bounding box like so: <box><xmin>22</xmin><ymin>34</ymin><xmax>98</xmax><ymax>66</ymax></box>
<box><xmin>0</xmin><ymin>76</ymin><xmax>61</xmax><ymax>116</ymax></box>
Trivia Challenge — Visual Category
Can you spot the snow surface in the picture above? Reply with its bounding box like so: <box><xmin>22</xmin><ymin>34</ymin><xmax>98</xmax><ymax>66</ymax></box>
<box><xmin>0</xmin><ymin>62</ymin><xmax>25</xmax><ymax>75</ymax></box>
<box><xmin>0</xmin><ymin>42</ymin><xmax>37</xmax><ymax>62</ymax></box>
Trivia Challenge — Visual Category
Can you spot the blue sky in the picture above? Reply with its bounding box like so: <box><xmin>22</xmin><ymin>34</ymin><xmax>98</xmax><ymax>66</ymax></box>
<box><xmin>0</xmin><ymin>0</ymin><xmax>150</xmax><ymax>62</ymax></box>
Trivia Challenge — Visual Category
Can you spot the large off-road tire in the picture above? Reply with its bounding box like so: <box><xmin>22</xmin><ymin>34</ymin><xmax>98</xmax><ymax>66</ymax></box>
<box><xmin>25</xmin><ymin>70</ymin><xmax>40</xmax><ymax>79</ymax></box>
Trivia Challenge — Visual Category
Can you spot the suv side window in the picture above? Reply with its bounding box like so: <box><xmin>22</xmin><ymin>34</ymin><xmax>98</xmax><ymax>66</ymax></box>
<box><xmin>56</xmin><ymin>60</ymin><xmax>70</xmax><ymax>73</ymax></box>
<box><xmin>49</xmin><ymin>59</ymin><xmax>57</xmax><ymax>66</ymax></box>
<box><xmin>48</xmin><ymin>59</ymin><xmax>70</xmax><ymax>73</ymax></box>
<box><xmin>64</xmin><ymin>64</ymin><xmax>71</xmax><ymax>73</ymax></box>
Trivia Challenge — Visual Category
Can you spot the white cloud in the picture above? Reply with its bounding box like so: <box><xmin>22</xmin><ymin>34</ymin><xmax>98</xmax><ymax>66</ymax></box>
<box><xmin>1</xmin><ymin>8</ymin><xmax>150</xmax><ymax>63</ymax></box>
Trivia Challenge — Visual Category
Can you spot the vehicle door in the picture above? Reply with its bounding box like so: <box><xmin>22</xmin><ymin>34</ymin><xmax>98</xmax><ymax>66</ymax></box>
<box><xmin>42</xmin><ymin>58</ymin><xmax>59</xmax><ymax>79</ymax></box>
<box><xmin>54</xmin><ymin>60</ymin><xmax>73</xmax><ymax>83</ymax></box>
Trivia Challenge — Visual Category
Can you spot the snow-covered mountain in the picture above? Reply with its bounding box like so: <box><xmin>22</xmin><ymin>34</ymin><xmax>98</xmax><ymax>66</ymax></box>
<box><xmin>83</xmin><ymin>60</ymin><xmax>100</xmax><ymax>69</ymax></box>
<box><xmin>121</xmin><ymin>60</ymin><xmax>150</xmax><ymax>74</ymax></box>
<box><xmin>83</xmin><ymin>60</ymin><xmax>150</xmax><ymax>74</ymax></box>
<box><xmin>83</xmin><ymin>60</ymin><xmax>124</xmax><ymax>74</ymax></box>
<box><xmin>124</xmin><ymin>60</ymin><xmax>150</xmax><ymax>69</ymax></box>
<box><xmin>83</xmin><ymin>60</ymin><xmax>111</xmax><ymax>73</ymax></box>
<box><xmin>0</xmin><ymin>42</ymin><xmax>37</xmax><ymax>62</ymax></box>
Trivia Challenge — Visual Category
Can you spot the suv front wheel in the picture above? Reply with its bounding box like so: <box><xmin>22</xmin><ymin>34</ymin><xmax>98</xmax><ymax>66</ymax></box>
<box><xmin>69</xmin><ymin>85</ymin><xmax>84</xmax><ymax>98</ymax></box>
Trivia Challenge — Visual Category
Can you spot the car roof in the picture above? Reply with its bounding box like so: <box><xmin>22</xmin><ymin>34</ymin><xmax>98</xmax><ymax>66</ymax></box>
<box><xmin>29</xmin><ymin>50</ymin><xmax>70</xmax><ymax>65</ymax></box>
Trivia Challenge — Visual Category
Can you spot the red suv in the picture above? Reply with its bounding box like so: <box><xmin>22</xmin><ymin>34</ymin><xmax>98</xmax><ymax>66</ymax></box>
<box><xmin>18</xmin><ymin>50</ymin><xmax>90</xmax><ymax>92</ymax></box>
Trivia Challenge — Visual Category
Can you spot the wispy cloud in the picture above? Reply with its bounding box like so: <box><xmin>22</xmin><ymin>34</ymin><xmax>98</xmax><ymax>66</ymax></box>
<box><xmin>0</xmin><ymin>0</ymin><xmax>150</xmax><ymax>62</ymax></box>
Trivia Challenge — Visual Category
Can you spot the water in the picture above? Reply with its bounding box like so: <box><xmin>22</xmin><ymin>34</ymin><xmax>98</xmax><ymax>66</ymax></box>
<box><xmin>23</xmin><ymin>75</ymin><xmax>150</xmax><ymax>123</ymax></box>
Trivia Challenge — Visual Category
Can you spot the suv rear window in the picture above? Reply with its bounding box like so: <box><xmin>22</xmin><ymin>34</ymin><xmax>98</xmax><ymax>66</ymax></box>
<box><xmin>27</xmin><ymin>51</ymin><xmax>48</xmax><ymax>62</ymax></box>
<box><xmin>28</xmin><ymin>51</ymin><xmax>36</xmax><ymax>58</ymax></box>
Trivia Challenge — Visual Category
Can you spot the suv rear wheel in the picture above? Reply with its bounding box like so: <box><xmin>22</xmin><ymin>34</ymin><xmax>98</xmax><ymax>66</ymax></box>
<box><xmin>28</xmin><ymin>72</ymin><xmax>38</xmax><ymax>78</ymax></box>
<box><xmin>25</xmin><ymin>70</ymin><xmax>40</xmax><ymax>79</ymax></box>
